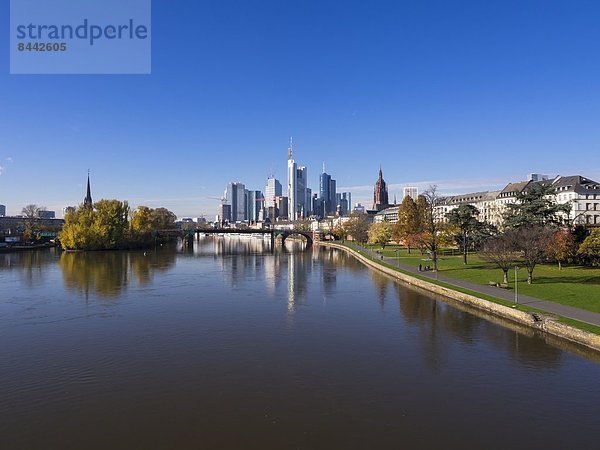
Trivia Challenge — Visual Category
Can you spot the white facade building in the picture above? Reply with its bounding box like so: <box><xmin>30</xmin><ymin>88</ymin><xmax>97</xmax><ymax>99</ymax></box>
<box><xmin>265</xmin><ymin>177</ymin><xmax>282</xmax><ymax>209</ymax></box>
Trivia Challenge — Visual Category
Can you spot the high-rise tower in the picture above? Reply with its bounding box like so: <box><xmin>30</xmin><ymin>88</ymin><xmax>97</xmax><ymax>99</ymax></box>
<box><xmin>373</xmin><ymin>165</ymin><xmax>389</xmax><ymax>211</ymax></box>
<box><xmin>287</xmin><ymin>138</ymin><xmax>297</xmax><ymax>220</ymax></box>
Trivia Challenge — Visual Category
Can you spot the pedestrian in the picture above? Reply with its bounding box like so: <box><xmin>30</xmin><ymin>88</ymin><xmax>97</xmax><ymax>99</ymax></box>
<box><xmin>418</xmin><ymin>264</ymin><xmax>422</xmax><ymax>271</ymax></box>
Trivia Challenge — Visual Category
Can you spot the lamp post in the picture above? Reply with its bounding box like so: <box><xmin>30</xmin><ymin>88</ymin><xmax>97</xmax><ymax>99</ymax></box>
<box><xmin>514</xmin><ymin>265</ymin><xmax>519</xmax><ymax>305</ymax></box>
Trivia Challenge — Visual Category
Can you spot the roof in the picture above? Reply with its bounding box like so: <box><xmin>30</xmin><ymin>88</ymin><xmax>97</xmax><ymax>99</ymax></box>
<box><xmin>375</xmin><ymin>205</ymin><xmax>399</xmax><ymax>216</ymax></box>
<box><xmin>551</xmin><ymin>175</ymin><xmax>600</xmax><ymax>194</ymax></box>
<box><xmin>499</xmin><ymin>181</ymin><xmax>530</xmax><ymax>197</ymax></box>
<box><xmin>446</xmin><ymin>191</ymin><xmax>500</xmax><ymax>205</ymax></box>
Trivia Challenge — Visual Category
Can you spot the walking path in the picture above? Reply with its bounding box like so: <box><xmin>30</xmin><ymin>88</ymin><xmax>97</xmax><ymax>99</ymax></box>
<box><xmin>342</xmin><ymin>243</ymin><xmax>600</xmax><ymax>328</ymax></box>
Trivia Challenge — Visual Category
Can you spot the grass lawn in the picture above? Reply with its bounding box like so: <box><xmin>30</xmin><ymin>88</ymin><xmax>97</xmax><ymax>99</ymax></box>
<box><xmin>358</xmin><ymin>243</ymin><xmax>600</xmax><ymax>314</ymax></box>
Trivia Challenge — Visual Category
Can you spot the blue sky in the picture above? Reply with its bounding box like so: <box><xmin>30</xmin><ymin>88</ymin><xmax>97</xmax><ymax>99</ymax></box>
<box><xmin>1</xmin><ymin>0</ymin><xmax>599</xmax><ymax>218</ymax></box>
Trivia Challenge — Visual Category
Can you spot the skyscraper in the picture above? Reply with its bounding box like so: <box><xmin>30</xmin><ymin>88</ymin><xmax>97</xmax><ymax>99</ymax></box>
<box><xmin>286</xmin><ymin>138</ymin><xmax>310</xmax><ymax>220</ymax></box>
<box><xmin>296</xmin><ymin>165</ymin><xmax>307</xmax><ymax>218</ymax></box>
<box><xmin>287</xmin><ymin>139</ymin><xmax>297</xmax><ymax>220</ymax></box>
<box><xmin>265</xmin><ymin>177</ymin><xmax>282</xmax><ymax>209</ymax></box>
<box><xmin>373</xmin><ymin>166</ymin><xmax>389</xmax><ymax>211</ymax></box>
<box><xmin>319</xmin><ymin>172</ymin><xmax>331</xmax><ymax>212</ymax></box>
<box><xmin>246</xmin><ymin>190</ymin><xmax>264</xmax><ymax>223</ymax></box>
<box><xmin>219</xmin><ymin>204</ymin><xmax>232</xmax><ymax>224</ymax></box>
<box><xmin>0</xmin><ymin>204</ymin><xmax>5</xmax><ymax>217</ymax></box>
<box><xmin>225</xmin><ymin>182</ymin><xmax>246</xmax><ymax>222</ymax></box>
<box><xmin>329</xmin><ymin>178</ymin><xmax>336</xmax><ymax>214</ymax></box>
<box><xmin>319</xmin><ymin>170</ymin><xmax>337</xmax><ymax>217</ymax></box>
<box><xmin>336</xmin><ymin>192</ymin><xmax>352</xmax><ymax>216</ymax></box>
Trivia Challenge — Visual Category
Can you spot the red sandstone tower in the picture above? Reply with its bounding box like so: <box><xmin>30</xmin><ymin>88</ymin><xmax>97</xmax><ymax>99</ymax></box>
<box><xmin>373</xmin><ymin>165</ymin><xmax>389</xmax><ymax>211</ymax></box>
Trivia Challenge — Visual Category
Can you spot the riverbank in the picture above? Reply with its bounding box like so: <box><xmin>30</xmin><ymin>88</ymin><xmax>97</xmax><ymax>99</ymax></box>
<box><xmin>0</xmin><ymin>243</ymin><xmax>58</xmax><ymax>253</ymax></box>
<box><xmin>320</xmin><ymin>241</ymin><xmax>600</xmax><ymax>353</ymax></box>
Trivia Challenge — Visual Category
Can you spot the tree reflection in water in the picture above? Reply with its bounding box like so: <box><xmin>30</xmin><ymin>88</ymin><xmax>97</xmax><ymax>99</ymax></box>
<box><xmin>395</xmin><ymin>283</ymin><xmax>563</xmax><ymax>368</ymax></box>
<box><xmin>59</xmin><ymin>249</ymin><xmax>176</xmax><ymax>298</ymax></box>
<box><xmin>0</xmin><ymin>249</ymin><xmax>60</xmax><ymax>287</ymax></box>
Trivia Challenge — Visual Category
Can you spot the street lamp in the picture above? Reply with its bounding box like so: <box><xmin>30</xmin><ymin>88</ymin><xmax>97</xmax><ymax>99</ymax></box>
<box><xmin>514</xmin><ymin>265</ymin><xmax>520</xmax><ymax>305</ymax></box>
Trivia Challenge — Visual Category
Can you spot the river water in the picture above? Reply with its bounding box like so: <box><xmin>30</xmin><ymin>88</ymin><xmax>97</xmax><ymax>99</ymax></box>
<box><xmin>1</xmin><ymin>236</ymin><xmax>599</xmax><ymax>449</ymax></box>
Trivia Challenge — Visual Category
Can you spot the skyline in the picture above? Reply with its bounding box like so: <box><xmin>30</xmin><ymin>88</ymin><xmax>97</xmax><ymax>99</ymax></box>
<box><xmin>2</xmin><ymin>0</ymin><xmax>600</xmax><ymax>217</ymax></box>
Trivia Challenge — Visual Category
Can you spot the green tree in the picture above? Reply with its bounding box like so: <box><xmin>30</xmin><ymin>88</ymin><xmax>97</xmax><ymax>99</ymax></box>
<box><xmin>59</xmin><ymin>206</ymin><xmax>96</xmax><ymax>250</ymax></box>
<box><xmin>92</xmin><ymin>199</ymin><xmax>130</xmax><ymax>249</ymax></box>
<box><xmin>344</xmin><ymin>212</ymin><xmax>369</xmax><ymax>243</ymax></box>
<box><xmin>293</xmin><ymin>218</ymin><xmax>312</xmax><ymax>233</ymax></box>
<box><xmin>332</xmin><ymin>222</ymin><xmax>347</xmax><ymax>241</ymax></box>
<box><xmin>60</xmin><ymin>200</ymin><xmax>129</xmax><ymax>250</ymax></box>
<box><xmin>130</xmin><ymin>206</ymin><xmax>154</xmax><ymax>233</ymax></box>
<box><xmin>368</xmin><ymin>221</ymin><xmax>393</xmax><ymax>248</ymax></box>
<box><xmin>578</xmin><ymin>228</ymin><xmax>600</xmax><ymax>266</ymax></box>
<box><xmin>446</xmin><ymin>204</ymin><xmax>481</xmax><ymax>264</ymax></box>
<box><xmin>504</xmin><ymin>182</ymin><xmax>571</xmax><ymax>228</ymax></box>
<box><xmin>393</xmin><ymin>196</ymin><xmax>420</xmax><ymax>253</ymax></box>
<box><xmin>152</xmin><ymin>207</ymin><xmax>177</xmax><ymax>230</ymax></box>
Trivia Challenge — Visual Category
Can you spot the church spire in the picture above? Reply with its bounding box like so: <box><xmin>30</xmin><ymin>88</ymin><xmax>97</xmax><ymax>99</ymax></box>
<box><xmin>373</xmin><ymin>165</ymin><xmax>389</xmax><ymax>211</ymax></box>
<box><xmin>84</xmin><ymin>171</ymin><xmax>93</xmax><ymax>208</ymax></box>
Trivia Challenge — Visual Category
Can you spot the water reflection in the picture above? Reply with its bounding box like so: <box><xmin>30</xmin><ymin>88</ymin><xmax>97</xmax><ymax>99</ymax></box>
<box><xmin>59</xmin><ymin>249</ymin><xmax>176</xmax><ymax>298</ymax></box>
<box><xmin>194</xmin><ymin>234</ymin><xmax>273</xmax><ymax>255</ymax></box>
<box><xmin>1</xmin><ymin>239</ymin><xmax>599</xmax><ymax>450</ymax></box>
<box><xmin>0</xmin><ymin>249</ymin><xmax>60</xmax><ymax>287</ymax></box>
<box><xmin>394</xmin><ymin>281</ymin><xmax>563</xmax><ymax>368</ymax></box>
<box><xmin>193</xmin><ymin>236</ymin><xmax>315</xmax><ymax>314</ymax></box>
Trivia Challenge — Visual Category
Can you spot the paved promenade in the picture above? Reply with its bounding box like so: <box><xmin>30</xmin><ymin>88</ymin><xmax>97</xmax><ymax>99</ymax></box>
<box><xmin>340</xmin><ymin>243</ymin><xmax>600</xmax><ymax>328</ymax></box>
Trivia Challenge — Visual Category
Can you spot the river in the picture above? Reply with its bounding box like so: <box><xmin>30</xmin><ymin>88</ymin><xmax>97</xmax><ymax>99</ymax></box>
<box><xmin>1</xmin><ymin>236</ymin><xmax>599</xmax><ymax>449</ymax></box>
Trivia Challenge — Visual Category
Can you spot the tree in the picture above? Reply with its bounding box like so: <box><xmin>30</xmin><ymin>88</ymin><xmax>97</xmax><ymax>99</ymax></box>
<box><xmin>368</xmin><ymin>221</ymin><xmax>393</xmax><ymax>248</ymax></box>
<box><xmin>393</xmin><ymin>196</ymin><xmax>420</xmax><ymax>253</ymax></box>
<box><xmin>469</xmin><ymin>222</ymin><xmax>498</xmax><ymax>250</ymax></box>
<box><xmin>446</xmin><ymin>204</ymin><xmax>481</xmax><ymax>264</ymax></box>
<box><xmin>420</xmin><ymin>186</ymin><xmax>444</xmax><ymax>271</ymax></box>
<box><xmin>20</xmin><ymin>204</ymin><xmax>48</xmax><ymax>242</ymax></box>
<box><xmin>514</xmin><ymin>225</ymin><xmax>553</xmax><ymax>284</ymax></box>
<box><xmin>59</xmin><ymin>205</ymin><xmax>97</xmax><ymax>250</ymax></box>
<box><xmin>152</xmin><ymin>207</ymin><xmax>177</xmax><ymax>230</ymax></box>
<box><xmin>130</xmin><ymin>206</ymin><xmax>154</xmax><ymax>235</ymax></box>
<box><xmin>578</xmin><ymin>229</ymin><xmax>600</xmax><ymax>266</ymax></box>
<box><xmin>545</xmin><ymin>229</ymin><xmax>577</xmax><ymax>270</ymax></box>
<box><xmin>21</xmin><ymin>204</ymin><xmax>47</xmax><ymax>219</ymax></box>
<box><xmin>293</xmin><ymin>218</ymin><xmax>312</xmax><ymax>233</ymax></box>
<box><xmin>60</xmin><ymin>200</ymin><xmax>129</xmax><ymax>250</ymax></box>
<box><xmin>344</xmin><ymin>212</ymin><xmax>369</xmax><ymax>243</ymax></box>
<box><xmin>504</xmin><ymin>182</ymin><xmax>571</xmax><ymax>228</ymax></box>
<box><xmin>332</xmin><ymin>222</ymin><xmax>347</xmax><ymax>241</ymax></box>
<box><xmin>480</xmin><ymin>231</ymin><xmax>519</xmax><ymax>284</ymax></box>
<box><xmin>92</xmin><ymin>200</ymin><xmax>130</xmax><ymax>249</ymax></box>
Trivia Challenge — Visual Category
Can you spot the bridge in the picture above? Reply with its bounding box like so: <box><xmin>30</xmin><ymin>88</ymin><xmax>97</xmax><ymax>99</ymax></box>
<box><xmin>191</xmin><ymin>228</ymin><xmax>313</xmax><ymax>248</ymax></box>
